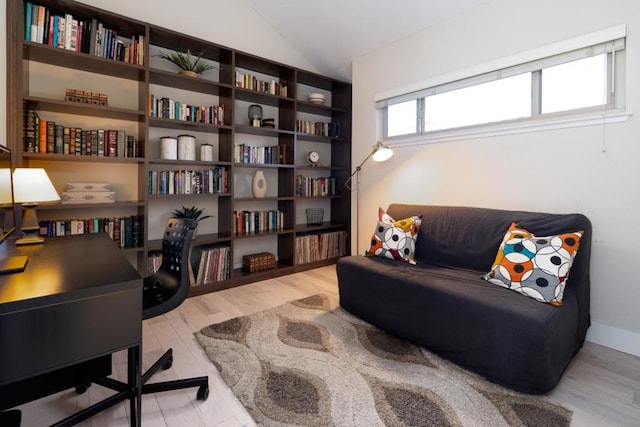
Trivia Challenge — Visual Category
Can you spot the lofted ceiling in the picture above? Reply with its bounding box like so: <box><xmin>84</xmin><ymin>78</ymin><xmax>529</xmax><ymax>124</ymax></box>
<box><xmin>244</xmin><ymin>0</ymin><xmax>491</xmax><ymax>81</ymax></box>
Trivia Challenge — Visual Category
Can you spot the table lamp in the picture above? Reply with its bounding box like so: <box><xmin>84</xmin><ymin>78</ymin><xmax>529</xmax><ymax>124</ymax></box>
<box><xmin>13</xmin><ymin>168</ymin><xmax>60</xmax><ymax>245</ymax></box>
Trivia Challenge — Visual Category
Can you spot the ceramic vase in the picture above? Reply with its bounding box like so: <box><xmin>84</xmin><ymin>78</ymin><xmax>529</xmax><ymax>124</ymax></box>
<box><xmin>252</xmin><ymin>170</ymin><xmax>267</xmax><ymax>198</ymax></box>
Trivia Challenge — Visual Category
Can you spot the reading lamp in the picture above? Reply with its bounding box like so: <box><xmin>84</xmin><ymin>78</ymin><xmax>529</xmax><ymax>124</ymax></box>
<box><xmin>344</xmin><ymin>141</ymin><xmax>393</xmax><ymax>253</ymax></box>
<box><xmin>13</xmin><ymin>168</ymin><xmax>60</xmax><ymax>245</ymax></box>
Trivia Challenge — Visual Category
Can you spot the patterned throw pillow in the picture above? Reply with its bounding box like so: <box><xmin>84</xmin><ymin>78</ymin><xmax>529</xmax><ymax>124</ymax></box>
<box><xmin>482</xmin><ymin>222</ymin><xmax>583</xmax><ymax>306</ymax></box>
<box><xmin>366</xmin><ymin>207</ymin><xmax>422</xmax><ymax>265</ymax></box>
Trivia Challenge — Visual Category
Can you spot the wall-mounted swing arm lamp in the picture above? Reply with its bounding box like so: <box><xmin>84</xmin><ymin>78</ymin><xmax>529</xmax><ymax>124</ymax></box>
<box><xmin>344</xmin><ymin>141</ymin><xmax>393</xmax><ymax>254</ymax></box>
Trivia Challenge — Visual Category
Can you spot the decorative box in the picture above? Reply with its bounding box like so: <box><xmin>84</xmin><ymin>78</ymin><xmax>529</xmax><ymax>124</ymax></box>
<box><xmin>66</xmin><ymin>182</ymin><xmax>113</xmax><ymax>192</ymax></box>
<box><xmin>61</xmin><ymin>191</ymin><xmax>116</xmax><ymax>204</ymax></box>
<box><xmin>242</xmin><ymin>252</ymin><xmax>276</xmax><ymax>273</ymax></box>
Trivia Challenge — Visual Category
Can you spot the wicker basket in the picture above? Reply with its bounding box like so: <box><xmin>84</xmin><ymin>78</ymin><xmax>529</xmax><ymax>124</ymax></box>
<box><xmin>305</xmin><ymin>208</ymin><xmax>324</xmax><ymax>225</ymax></box>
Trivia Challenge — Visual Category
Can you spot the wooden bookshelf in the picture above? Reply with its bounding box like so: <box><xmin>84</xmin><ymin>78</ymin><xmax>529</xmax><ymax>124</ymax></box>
<box><xmin>6</xmin><ymin>0</ymin><xmax>352</xmax><ymax>295</ymax></box>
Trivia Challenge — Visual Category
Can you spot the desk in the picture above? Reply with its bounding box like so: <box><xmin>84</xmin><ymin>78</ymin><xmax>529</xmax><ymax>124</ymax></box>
<box><xmin>0</xmin><ymin>233</ymin><xmax>143</xmax><ymax>426</ymax></box>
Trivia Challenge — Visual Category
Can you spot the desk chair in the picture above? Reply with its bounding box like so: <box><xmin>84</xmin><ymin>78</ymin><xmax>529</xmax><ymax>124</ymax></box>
<box><xmin>140</xmin><ymin>218</ymin><xmax>209</xmax><ymax>400</ymax></box>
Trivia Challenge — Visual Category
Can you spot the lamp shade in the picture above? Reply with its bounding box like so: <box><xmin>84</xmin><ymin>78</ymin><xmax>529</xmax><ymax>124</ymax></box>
<box><xmin>372</xmin><ymin>142</ymin><xmax>393</xmax><ymax>162</ymax></box>
<box><xmin>0</xmin><ymin>168</ymin><xmax>13</xmax><ymax>205</ymax></box>
<box><xmin>12</xmin><ymin>168</ymin><xmax>60</xmax><ymax>204</ymax></box>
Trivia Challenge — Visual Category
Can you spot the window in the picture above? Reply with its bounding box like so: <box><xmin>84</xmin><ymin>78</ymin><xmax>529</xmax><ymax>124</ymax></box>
<box><xmin>377</xmin><ymin>32</ymin><xmax>625</xmax><ymax>140</ymax></box>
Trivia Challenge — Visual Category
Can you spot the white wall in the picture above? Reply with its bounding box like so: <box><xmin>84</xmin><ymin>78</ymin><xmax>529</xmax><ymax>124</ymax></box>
<box><xmin>352</xmin><ymin>0</ymin><xmax>640</xmax><ymax>356</ymax></box>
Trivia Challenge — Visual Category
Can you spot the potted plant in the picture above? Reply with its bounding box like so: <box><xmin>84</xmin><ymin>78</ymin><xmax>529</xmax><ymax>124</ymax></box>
<box><xmin>171</xmin><ymin>205</ymin><xmax>212</xmax><ymax>224</ymax></box>
<box><xmin>155</xmin><ymin>49</ymin><xmax>215</xmax><ymax>77</ymax></box>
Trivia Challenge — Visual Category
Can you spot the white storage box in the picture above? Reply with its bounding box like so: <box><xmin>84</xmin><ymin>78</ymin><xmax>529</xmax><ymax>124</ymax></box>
<box><xmin>66</xmin><ymin>182</ymin><xmax>113</xmax><ymax>192</ymax></box>
<box><xmin>61</xmin><ymin>191</ymin><xmax>116</xmax><ymax>204</ymax></box>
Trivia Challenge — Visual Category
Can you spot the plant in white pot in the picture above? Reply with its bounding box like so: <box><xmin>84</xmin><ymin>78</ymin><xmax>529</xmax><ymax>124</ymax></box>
<box><xmin>155</xmin><ymin>49</ymin><xmax>215</xmax><ymax>77</ymax></box>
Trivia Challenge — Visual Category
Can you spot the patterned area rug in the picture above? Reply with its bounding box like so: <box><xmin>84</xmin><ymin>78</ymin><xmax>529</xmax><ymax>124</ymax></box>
<box><xmin>195</xmin><ymin>294</ymin><xmax>572</xmax><ymax>426</ymax></box>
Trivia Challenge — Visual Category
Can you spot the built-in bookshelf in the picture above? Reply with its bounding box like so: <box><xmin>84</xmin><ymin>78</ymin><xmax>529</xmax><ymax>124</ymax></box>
<box><xmin>6</xmin><ymin>0</ymin><xmax>351</xmax><ymax>296</ymax></box>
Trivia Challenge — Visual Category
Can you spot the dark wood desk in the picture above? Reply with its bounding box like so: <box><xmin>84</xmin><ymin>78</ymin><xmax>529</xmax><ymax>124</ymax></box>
<box><xmin>0</xmin><ymin>233</ymin><xmax>143</xmax><ymax>426</ymax></box>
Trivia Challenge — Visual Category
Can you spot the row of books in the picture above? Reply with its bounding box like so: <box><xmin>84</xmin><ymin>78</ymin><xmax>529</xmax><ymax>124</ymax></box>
<box><xmin>149</xmin><ymin>95</ymin><xmax>226</xmax><ymax>125</ymax></box>
<box><xmin>24</xmin><ymin>110</ymin><xmax>141</xmax><ymax>157</ymax></box>
<box><xmin>24</xmin><ymin>2</ymin><xmax>144</xmax><ymax>65</ymax></box>
<box><xmin>296</xmin><ymin>120</ymin><xmax>341</xmax><ymax>138</ymax></box>
<box><xmin>234</xmin><ymin>144</ymin><xmax>287</xmax><ymax>165</ymax></box>
<box><xmin>294</xmin><ymin>231</ymin><xmax>347</xmax><ymax>264</ymax></box>
<box><xmin>38</xmin><ymin>215</ymin><xmax>143</xmax><ymax>249</ymax></box>
<box><xmin>233</xmin><ymin>210</ymin><xmax>284</xmax><ymax>235</ymax></box>
<box><xmin>295</xmin><ymin>176</ymin><xmax>338</xmax><ymax>197</ymax></box>
<box><xmin>235</xmin><ymin>72</ymin><xmax>288</xmax><ymax>97</ymax></box>
<box><xmin>147</xmin><ymin>168</ymin><xmax>229</xmax><ymax>195</ymax></box>
<box><xmin>191</xmin><ymin>245</ymin><xmax>231</xmax><ymax>286</ymax></box>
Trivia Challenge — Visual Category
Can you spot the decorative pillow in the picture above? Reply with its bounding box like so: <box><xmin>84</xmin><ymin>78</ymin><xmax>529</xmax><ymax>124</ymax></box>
<box><xmin>366</xmin><ymin>207</ymin><xmax>422</xmax><ymax>265</ymax></box>
<box><xmin>482</xmin><ymin>222</ymin><xmax>583</xmax><ymax>306</ymax></box>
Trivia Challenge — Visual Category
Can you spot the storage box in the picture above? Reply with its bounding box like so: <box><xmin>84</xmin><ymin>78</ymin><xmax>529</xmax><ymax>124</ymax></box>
<box><xmin>242</xmin><ymin>252</ymin><xmax>276</xmax><ymax>273</ymax></box>
<box><xmin>61</xmin><ymin>191</ymin><xmax>116</xmax><ymax>204</ymax></box>
<box><xmin>66</xmin><ymin>182</ymin><xmax>113</xmax><ymax>192</ymax></box>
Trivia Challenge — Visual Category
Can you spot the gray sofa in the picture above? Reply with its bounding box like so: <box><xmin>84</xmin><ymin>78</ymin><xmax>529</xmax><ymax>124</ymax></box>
<box><xmin>337</xmin><ymin>204</ymin><xmax>591</xmax><ymax>394</ymax></box>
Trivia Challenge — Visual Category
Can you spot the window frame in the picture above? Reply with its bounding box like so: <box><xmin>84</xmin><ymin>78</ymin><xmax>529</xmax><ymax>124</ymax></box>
<box><xmin>376</xmin><ymin>26</ymin><xmax>626</xmax><ymax>143</ymax></box>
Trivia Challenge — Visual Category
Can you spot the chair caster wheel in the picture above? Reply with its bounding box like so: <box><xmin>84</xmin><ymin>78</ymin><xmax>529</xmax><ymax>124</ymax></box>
<box><xmin>197</xmin><ymin>385</ymin><xmax>209</xmax><ymax>401</ymax></box>
<box><xmin>75</xmin><ymin>383</ymin><xmax>91</xmax><ymax>394</ymax></box>
<box><xmin>162</xmin><ymin>356</ymin><xmax>173</xmax><ymax>370</ymax></box>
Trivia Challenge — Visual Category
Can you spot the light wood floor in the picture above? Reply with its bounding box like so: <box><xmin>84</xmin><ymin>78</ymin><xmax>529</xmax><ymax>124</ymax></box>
<box><xmin>15</xmin><ymin>265</ymin><xmax>640</xmax><ymax>426</ymax></box>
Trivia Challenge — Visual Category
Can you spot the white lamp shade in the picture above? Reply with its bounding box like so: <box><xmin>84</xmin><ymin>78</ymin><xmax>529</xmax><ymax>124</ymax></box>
<box><xmin>372</xmin><ymin>146</ymin><xmax>393</xmax><ymax>162</ymax></box>
<box><xmin>12</xmin><ymin>168</ymin><xmax>60</xmax><ymax>203</ymax></box>
<box><xmin>0</xmin><ymin>168</ymin><xmax>13</xmax><ymax>205</ymax></box>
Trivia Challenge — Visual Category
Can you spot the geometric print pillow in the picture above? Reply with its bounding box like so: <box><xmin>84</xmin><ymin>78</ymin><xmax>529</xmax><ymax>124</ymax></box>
<box><xmin>366</xmin><ymin>207</ymin><xmax>422</xmax><ymax>265</ymax></box>
<box><xmin>481</xmin><ymin>222</ymin><xmax>583</xmax><ymax>306</ymax></box>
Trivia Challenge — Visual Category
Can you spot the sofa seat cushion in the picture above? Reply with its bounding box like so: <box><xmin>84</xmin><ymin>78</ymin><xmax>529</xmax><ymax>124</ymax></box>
<box><xmin>337</xmin><ymin>255</ymin><xmax>581</xmax><ymax>394</ymax></box>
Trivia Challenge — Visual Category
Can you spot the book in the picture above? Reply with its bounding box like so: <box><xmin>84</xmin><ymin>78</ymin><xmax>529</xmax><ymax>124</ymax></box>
<box><xmin>46</xmin><ymin>120</ymin><xmax>55</xmax><ymax>154</ymax></box>
<box><xmin>24</xmin><ymin>109</ymin><xmax>37</xmax><ymax>152</ymax></box>
<box><xmin>63</xmin><ymin>126</ymin><xmax>70</xmax><ymax>154</ymax></box>
<box><xmin>54</xmin><ymin>124</ymin><xmax>63</xmax><ymax>153</ymax></box>
<box><xmin>106</xmin><ymin>130</ymin><xmax>117</xmax><ymax>156</ymax></box>
<box><xmin>97</xmin><ymin>129</ymin><xmax>105</xmax><ymax>156</ymax></box>
<box><xmin>116</xmin><ymin>130</ymin><xmax>125</xmax><ymax>157</ymax></box>
<box><xmin>38</xmin><ymin>119</ymin><xmax>47</xmax><ymax>153</ymax></box>
<box><xmin>25</xmin><ymin>2</ymin><xmax>32</xmax><ymax>41</ymax></box>
<box><xmin>88</xmin><ymin>18</ymin><xmax>97</xmax><ymax>56</ymax></box>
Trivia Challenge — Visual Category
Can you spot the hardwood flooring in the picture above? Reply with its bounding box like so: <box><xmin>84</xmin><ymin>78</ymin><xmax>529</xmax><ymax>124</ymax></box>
<box><xmin>15</xmin><ymin>265</ymin><xmax>640</xmax><ymax>426</ymax></box>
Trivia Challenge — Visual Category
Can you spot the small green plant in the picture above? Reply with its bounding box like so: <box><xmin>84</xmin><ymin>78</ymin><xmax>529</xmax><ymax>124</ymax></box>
<box><xmin>171</xmin><ymin>205</ymin><xmax>212</xmax><ymax>222</ymax></box>
<box><xmin>155</xmin><ymin>49</ymin><xmax>215</xmax><ymax>74</ymax></box>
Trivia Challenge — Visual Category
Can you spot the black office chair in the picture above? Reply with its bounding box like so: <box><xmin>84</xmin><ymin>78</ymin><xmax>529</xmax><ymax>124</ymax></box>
<box><xmin>140</xmin><ymin>218</ymin><xmax>209</xmax><ymax>400</ymax></box>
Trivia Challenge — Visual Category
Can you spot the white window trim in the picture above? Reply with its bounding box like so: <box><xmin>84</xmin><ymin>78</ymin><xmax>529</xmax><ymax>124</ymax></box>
<box><xmin>374</xmin><ymin>24</ymin><xmax>626</xmax><ymax>104</ymax></box>
<box><xmin>383</xmin><ymin>110</ymin><xmax>631</xmax><ymax>148</ymax></box>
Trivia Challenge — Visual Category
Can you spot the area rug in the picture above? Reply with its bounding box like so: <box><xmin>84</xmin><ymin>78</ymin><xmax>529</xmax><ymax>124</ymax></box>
<box><xmin>195</xmin><ymin>294</ymin><xmax>572</xmax><ymax>426</ymax></box>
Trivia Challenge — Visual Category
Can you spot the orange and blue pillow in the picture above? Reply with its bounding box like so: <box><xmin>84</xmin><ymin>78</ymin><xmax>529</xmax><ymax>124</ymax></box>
<box><xmin>482</xmin><ymin>222</ymin><xmax>583</xmax><ymax>306</ymax></box>
<box><xmin>366</xmin><ymin>207</ymin><xmax>422</xmax><ymax>265</ymax></box>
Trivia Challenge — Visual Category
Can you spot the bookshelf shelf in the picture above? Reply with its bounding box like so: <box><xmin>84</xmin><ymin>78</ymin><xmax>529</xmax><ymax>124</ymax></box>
<box><xmin>21</xmin><ymin>152</ymin><xmax>144</xmax><ymax>163</ymax></box>
<box><xmin>7</xmin><ymin>0</ymin><xmax>351</xmax><ymax>294</ymax></box>
<box><xmin>38</xmin><ymin>201</ymin><xmax>144</xmax><ymax>211</ymax></box>
<box><xmin>24</xmin><ymin>96</ymin><xmax>145</xmax><ymax>121</ymax></box>
<box><xmin>23</xmin><ymin>41</ymin><xmax>146</xmax><ymax>81</ymax></box>
<box><xmin>149</xmin><ymin>69</ymin><xmax>233</xmax><ymax>96</ymax></box>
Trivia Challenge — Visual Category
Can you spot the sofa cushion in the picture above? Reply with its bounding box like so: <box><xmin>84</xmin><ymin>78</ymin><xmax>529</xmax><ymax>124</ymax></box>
<box><xmin>366</xmin><ymin>207</ymin><xmax>422</xmax><ymax>265</ymax></box>
<box><xmin>482</xmin><ymin>222</ymin><xmax>583</xmax><ymax>306</ymax></box>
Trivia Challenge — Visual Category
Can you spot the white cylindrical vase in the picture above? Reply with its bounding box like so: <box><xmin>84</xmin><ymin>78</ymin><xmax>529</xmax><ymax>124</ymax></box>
<box><xmin>160</xmin><ymin>137</ymin><xmax>177</xmax><ymax>160</ymax></box>
<box><xmin>177</xmin><ymin>135</ymin><xmax>196</xmax><ymax>160</ymax></box>
<box><xmin>251</xmin><ymin>170</ymin><xmax>267</xmax><ymax>198</ymax></box>
<box><xmin>200</xmin><ymin>144</ymin><xmax>213</xmax><ymax>161</ymax></box>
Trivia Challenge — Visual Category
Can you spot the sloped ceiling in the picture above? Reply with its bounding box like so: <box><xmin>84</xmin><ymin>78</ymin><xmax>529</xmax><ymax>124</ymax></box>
<box><xmin>244</xmin><ymin>0</ymin><xmax>490</xmax><ymax>81</ymax></box>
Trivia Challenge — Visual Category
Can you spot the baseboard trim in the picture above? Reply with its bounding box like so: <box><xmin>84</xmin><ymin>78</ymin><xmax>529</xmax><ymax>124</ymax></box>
<box><xmin>586</xmin><ymin>322</ymin><xmax>640</xmax><ymax>357</ymax></box>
